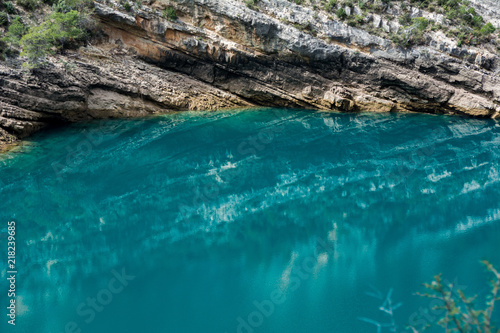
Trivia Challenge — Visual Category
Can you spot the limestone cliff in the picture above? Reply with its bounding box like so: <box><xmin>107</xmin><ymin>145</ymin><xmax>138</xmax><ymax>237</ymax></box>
<box><xmin>1</xmin><ymin>0</ymin><xmax>500</xmax><ymax>150</ymax></box>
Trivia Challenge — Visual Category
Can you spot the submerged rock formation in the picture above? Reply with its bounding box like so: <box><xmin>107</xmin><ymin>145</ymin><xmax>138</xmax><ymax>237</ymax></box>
<box><xmin>1</xmin><ymin>0</ymin><xmax>500</xmax><ymax>150</ymax></box>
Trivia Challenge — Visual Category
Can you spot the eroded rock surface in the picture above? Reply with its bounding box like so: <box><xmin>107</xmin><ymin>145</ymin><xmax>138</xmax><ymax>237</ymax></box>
<box><xmin>1</xmin><ymin>0</ymin><xmax>500</xmax><ymax>150</ymax></box>
<box><xmin>0</xmin><ymin>46</ymin><xmax>251</xmax><ymax>149</ymax></box>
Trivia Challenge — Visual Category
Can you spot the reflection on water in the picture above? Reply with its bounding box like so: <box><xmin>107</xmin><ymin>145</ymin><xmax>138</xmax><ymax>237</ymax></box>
<box><xmin>0</xmin><ymin>108</ymin><xmax>499</xmax><ymax>333</ymax></box>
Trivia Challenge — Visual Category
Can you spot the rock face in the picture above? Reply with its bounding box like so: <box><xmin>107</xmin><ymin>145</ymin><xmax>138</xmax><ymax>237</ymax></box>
<box><xmin>0</xmin><ymin>46</ymin><xmax>250</xmax><ymax>150</ymax></box>
<box><xmin>1</xmin><ymin>0</ymin><xmax>500</xmax><ymax>150</ymax></box>
<box><xmin>469</xmin><ymin>0</ymin><xmax>500</xmax><ymax>28</ymax></box>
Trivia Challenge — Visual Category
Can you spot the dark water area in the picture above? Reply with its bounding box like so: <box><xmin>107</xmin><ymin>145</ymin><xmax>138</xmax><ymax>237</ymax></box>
<box><xmin>0</xmin><ymin>108</ymin><xmax>499</xmax><ymax>333</ymax></box>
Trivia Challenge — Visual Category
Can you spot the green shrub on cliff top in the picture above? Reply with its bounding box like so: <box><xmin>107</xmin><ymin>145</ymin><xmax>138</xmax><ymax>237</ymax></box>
<box><xmin>245</xmin><ymin>0</ymin><xmax>259</xmax><ymax>10</ymax></box>
<box><xmin>0</xmin><ymin>11</ymin><xmax>8</xmax><ymax>26</ymax></box>
<box><xmin>336</xmin><ymin>7</ymin><xmax>347</xmax><ymax>20</ymax></box>
<box><xmin>316</xmin><ymin>0</ymin><xmax>498</xmax><ymax>48</ymax></box>
<box><xmin>123</xmin><ymin>2</ymin><xmax>131</xmax><ymax>11</ymax></box>
<box><xmin>15</xmin><ymin>0</ymin><xmax>38</xmax><ymax>10</ymax></box>
<box><xmin>480</xmin><ymin>22</ymin><xmax>496</xmax><ymax>36</ymax></box>
<box><xmin>412</xmin><ymin>17</ymin><xmax>429</xmax><ymax>31</ymax></box>
<box><xmin>52</xmin><ymin>0</ymin><xmax>91</xmax><ymax>13</ymax></box>
<box><xmin>20</xmin><ymin>10</ymin><xmax>88</xmax><ymax>67</ymax></box>
<box><xmin>163</xmin><ymin>6</ymin><xmax>177</xmax><ymax>21</ymax></box>
<box><xmin>1</xmin><ymin>16</ymin><xmax>26</xmax><ymax>47</ymax></box>
<box><xmin>4</xmin><ymin>2</ymin><xmax>16</xmax><ymax>14</ymax></box>
<box><xmin>324</xmin><ymin>0</ymin><xmax>337</xmax><ymax>12</ymax></box>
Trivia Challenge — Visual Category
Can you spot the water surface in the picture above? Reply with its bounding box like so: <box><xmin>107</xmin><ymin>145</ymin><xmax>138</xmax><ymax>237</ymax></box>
<box><xmin>1</xmin><ymin>108</ymin><xmax>499</xmax><ymax>333</ymax></box>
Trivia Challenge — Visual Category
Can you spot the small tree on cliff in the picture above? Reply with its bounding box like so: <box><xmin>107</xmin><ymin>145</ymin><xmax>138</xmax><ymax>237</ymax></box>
<box><xmin>20</xmin><ymin>10</ymin><xmax>88</xmax><ymax>67</ymax></box>
<box><xmin>1</xmin><ymin>16</ymin><xmax>26</xmax><ymax>47</ymax></box>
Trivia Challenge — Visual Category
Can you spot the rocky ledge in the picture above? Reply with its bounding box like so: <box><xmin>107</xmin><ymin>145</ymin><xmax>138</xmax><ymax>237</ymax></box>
<box><xmin>0</xmin><ymin>45</ymin><xmax>249</xmax><ymax>150</ymax></box>
<box><xmin>1</xmin><ymin>0</ymin><xmax>500</xmax><ymax>151</ymax></box>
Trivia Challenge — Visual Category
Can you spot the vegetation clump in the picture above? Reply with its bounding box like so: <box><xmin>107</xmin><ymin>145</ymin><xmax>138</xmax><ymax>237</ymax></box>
<box><xmin>480</xmin><ymin>22</ymin><xmax>496</xmax><ymax>36</ymax></box>
<box><xmin>325</xmin><ymin>0</ymin><xmax>337</xmax><ymax>11</ymax></box>
<box><xmin>163</xmin><ymin>6</ymin><xmax>177</xmax><ymax>20</ymax></box>
<box><xmin>15</xmin><ymin>0</ymin><xmax>38</xmax><ymax>10</ymax></box>
<box><xmin>336</xmin><ymin>7</ymin><xmax>347</xmax><ymax>20</ymax></box>
<box><xmin>1</xmin><ymin>0</ymin><xmax>95</xmax><ymax>68</ymax></box>
<box><xmin>20</xmin><ymin>10</ymin><xmax>89</xmax><ymax>67</ymax></box>
<box><xmin>123</xmin><ymin>1</ymin><xmax>131</xmax><ymax>11</ymax></box>
<box><xmin>245</xmin><ymin>0</ymin><xmax>260</xmax><ymax>10</ymax></box>
<box><xmin>0</xmin><ymin>11</ymin><xmax>8</xmax><ymax>26</ymax></box>
<box><xmin>4</xmin><ymin>2</ymin><xmax>16</xmax><ymax>14</ymax></box>
<box><xmin>315</xmin><ymin>0</ymin><xmax>499</xmax><ymax>49</ymax></box>
<box><xmin>2</xmin><ymin>16</ymin><xmax>26</xmax><ymax>47</ymax></box>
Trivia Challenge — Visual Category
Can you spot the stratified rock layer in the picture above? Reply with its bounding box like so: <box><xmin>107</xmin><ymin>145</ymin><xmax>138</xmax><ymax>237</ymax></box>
<box><xmin>0</xmin><ymin>47</ymin><xmax>251</xmax><ymax>149</ymax></box>
<box><xmin>1</xmin><ymin>0</ymin><xmax>500</xmax><ymax>150</ymax></box>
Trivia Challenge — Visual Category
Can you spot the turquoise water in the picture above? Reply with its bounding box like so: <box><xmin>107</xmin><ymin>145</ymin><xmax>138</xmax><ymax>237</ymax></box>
<box><xmin>1</xmin><ymin>108</ymin><xmax>500</xmax><ymax>333</ymax></box>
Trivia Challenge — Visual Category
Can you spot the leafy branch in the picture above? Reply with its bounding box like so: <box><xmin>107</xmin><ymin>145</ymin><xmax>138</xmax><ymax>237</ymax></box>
<box><xmin>410</xmin><ymin>261</ymin><xmax>500</xmax><ymax>333</ymax></box>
